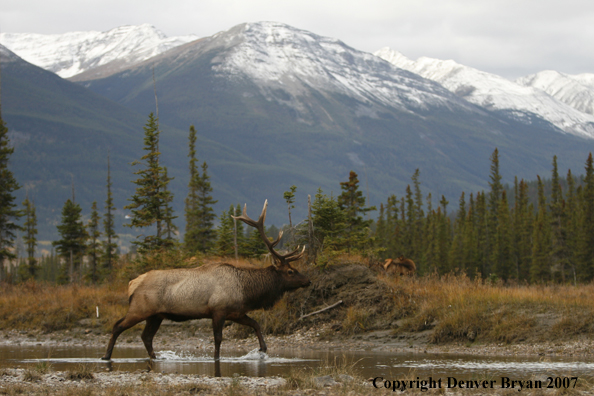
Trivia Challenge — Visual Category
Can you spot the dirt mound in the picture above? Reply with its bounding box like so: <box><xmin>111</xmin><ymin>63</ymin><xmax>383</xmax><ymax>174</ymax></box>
<box><xmin>288</xmin><ymin>264</ymin><xmax>397</xmax><ymax>331</ymax></box>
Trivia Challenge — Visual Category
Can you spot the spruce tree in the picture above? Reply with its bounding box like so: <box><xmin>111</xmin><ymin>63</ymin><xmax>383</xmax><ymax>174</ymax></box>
<box><xmin>549</xmin><ymin>156</ymin><xmax>568</xmax><ymax>282</ymax></box>
<box><xmin>449</xmin><ymin>192</ymin><xmax>466</xmax><ymax>272</ymax></box>
<box><xmin>0</xmin><ymin>116</ymin><xmax>22</xmax><ymax>281</ymax></box>
<box><xmin>283</xmin><ymin>185</ymin><xmax>297</xmax><ymax>245</ymax></box>
<box><xmin>492</xmin><ymin>191</ymin><xmax>512</xmax><ymax>280</ymax></box>
<box><xmin>125</xmin><ymin>113</ymin><xmax>175</xmax><ymax>252</ymax></box>
<box><xmin>53</xmin><ymin>199</ymin><xmax>88</xmax><ymax>283</ymax></box>
<box><xmin>184</xmin><ymin>125</ymin><xmax>200</xmax><ymax>253</ymax></box>
<box><xmin>195</xmin><ymin>162</ymin><xmax>217</xmax><ymax>253</ymax></box>
<box><xmin>565</xmin><ymin>169</ymin><xmax>579</xmax><ymax>284</ymax></box>
<box><xmin>337</xmin><ymin>171</ymin><xmax>375</xmax><ymax>252</ymax></box>
<box><xmin>578</xmin><ymin>153</ymin><xmax>594</xmax><ymax>281</ymax></box>
<box><xmin>311</xmin><ymin>188</ymin><xmax>347</xmax><ymax>252</ymax></box>
<box><xmin>87</xmin><ymin>201</ymin><xmax>102</xmax><ymax>284</ymax></box>
<box><xmin>531</xmin><ymin>176</ymin><xmax>552</xmax><ymax>283</ymax></box>
<box><xmin>102</xmin><ymin>155</ymin><xmax>118</xmax><ymax>276</ymax></box>
<box><xmin>184</xmin><ymin>125</ymin><xmax>216</xmax><ymax>255</ymax></box>
<box><xmin>20</xmin><ymin>195</ymin><xmax>37</xmax><ymax>280</ymax></box>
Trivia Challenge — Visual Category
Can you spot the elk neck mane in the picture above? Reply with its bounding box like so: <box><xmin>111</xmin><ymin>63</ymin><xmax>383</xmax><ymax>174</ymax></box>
<box><xmin>233</xmin><ymin>265</ymin><xmax>288</xmax><ymax>310</ymax></box>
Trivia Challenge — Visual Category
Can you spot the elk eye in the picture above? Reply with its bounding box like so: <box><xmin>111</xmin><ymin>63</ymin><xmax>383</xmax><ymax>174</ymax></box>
<box><xmin>288</xmin><ymin>269</ymin><xmax>295</xmax><ymax>275</ymax></box>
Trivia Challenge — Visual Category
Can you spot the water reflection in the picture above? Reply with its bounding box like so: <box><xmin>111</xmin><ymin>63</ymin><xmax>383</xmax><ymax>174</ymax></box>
<box><xmin>2</xmin><ymin>344</ymin><xmax>594</xmax><ymax>380</ymax></box>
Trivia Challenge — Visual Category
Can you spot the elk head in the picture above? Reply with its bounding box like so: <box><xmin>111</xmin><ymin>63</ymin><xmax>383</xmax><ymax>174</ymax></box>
<box><xmin>233</xmin><ymin>200</ymin><xmax>311</xmax><ymax>290</ymax></box>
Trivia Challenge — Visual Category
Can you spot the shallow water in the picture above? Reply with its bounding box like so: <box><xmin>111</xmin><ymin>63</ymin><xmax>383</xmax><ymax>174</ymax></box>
<box><xmin>2</xmin><ymin>344</ymin><xmax>593</xmax><ymax>381</ymax></box>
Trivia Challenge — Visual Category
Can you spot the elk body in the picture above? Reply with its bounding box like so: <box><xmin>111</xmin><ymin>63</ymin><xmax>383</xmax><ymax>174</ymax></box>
<box><xmin>384</xmin><ymin>256</ymin><xmax>416</xmax><ymax>276</ymax></box>
<box><xmin>101</xmin><ymin>201</ymin><xmax>310</xmax><ymax>361</ymax></box>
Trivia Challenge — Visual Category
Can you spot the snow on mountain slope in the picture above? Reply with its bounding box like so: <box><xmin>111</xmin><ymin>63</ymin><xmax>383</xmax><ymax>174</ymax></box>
<box><xmin>375</xmin><ymin>47</ymin><xmax>594</xmax><ymax>139</ymax></box>
<box><xmin>0</xmin><ymin>24</ymin><xmax>198</xmax><ymax>78</ymax></box>
<box><xmin>209</xmin><ymin>22</ymin><xmax>480</xmax><ymax>117</ymax></box>
<box><xmin>516</xmin><ymin>70</ymin><xmax>594</xmax><ymax>117</ymax></box>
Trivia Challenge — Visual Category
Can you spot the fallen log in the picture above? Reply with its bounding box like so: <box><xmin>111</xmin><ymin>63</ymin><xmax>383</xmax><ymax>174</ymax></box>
<box><xmin>299</xmin><ymin>300</ymin><xmax>343</xmax><ymax>320</ymax></box>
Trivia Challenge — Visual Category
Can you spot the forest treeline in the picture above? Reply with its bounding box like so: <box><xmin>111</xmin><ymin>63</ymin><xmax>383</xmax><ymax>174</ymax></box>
<box><xmin>1</xmin><ymin>111</ymin><xmax>594</xmax><ymax>285</ymax></box>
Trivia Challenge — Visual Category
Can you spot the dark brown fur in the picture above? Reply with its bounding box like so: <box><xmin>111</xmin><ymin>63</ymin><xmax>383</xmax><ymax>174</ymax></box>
<box><xmin>384</xmin><ymin>256</ymin><xmax>416</xmax><ymax>276</ymax></box>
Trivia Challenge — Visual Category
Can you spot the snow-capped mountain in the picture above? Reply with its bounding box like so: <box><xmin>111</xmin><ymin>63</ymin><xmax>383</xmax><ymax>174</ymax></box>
<box><xmin>516</xmin><ymin>70</ymin><xmax>594</xmax><ymax>117</ymax></box>
<box><xmin>0</xmin><ymin>24</ymin><xmax>198</xmax><ymax>78</ymax></box>
<box><xmin>375</xmin><ymin>47</ymin><xmax>594</xmax><ymax>139</ymax></box>
<box><xmin>204</xmin><ymin>22</ymin><xmax>482</xmax><ymax>118</ymax></box>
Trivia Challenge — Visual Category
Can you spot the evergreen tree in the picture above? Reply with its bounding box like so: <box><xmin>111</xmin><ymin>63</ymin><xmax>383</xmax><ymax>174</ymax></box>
<box><xmin>184</xmin><ymin>125</ymin><xmax>217</xmax><ymax>255</ymax></box>
<box><xmin>21</xmin><ymin>195</ymin><xmax>37</xmax><ymax>280</ymax></box>
<box><xmin>549</xmin><ymin>156</ymin><xmax>568</xmax><ymax>282</ymax></box>
<box><xmin>449</xmin><ymin>192</ymin><xmax>466</xmax><ymax>271</ymax></box>
<box><xmin>311</xmin><ymin>188</ymin><xmax>348</xmax><ymax>252</ymax></box>
<box><xmin>492</xmin><ymin>191</ymin><xmax>513</xmax><ymax>280</ymax></box>
<box><xmin>195</xmin><ymin>162</ymin><xmax>217</xmax><ymax>253</ymax></box>
<box><xmin>184</xmin><ymin>125</ymin><xmax>200</xmax><ymax>253</ymax></box>
<box><xmin>565</xmin><ymin>169</ymin><xmax>579</xmax><ymax>284</ymax></box>
<box><xmin>0</xmin><ymin>116</ymin><xmax>22</xmax><ymax>282</ymax></box>
<box><xmin>531</xmin><ymin>176</ymin><xmax>552</xmax><ymax>283</ymax></box>
<box><xmin>215</xmin><ymin>204</ymin><xmax>245</xmax><ymax>257</ymax></box>
<box><xmin>53</xmin><ymin>199</ymin><xmax>88</xmax><ymax>283</ymax></box>
<box><xmin>283</xmin><ymin>185</ymin><xmax>297</xmax><ymax>245</ymax></box>
<box><xmin>102</xmin><ymin>155</ymin><xmax>118</xmax><ymax>276</ymax></box>
<box><xmin>513</xmin><ymin>179</ymin><xmax>533</xmax><ymax>281</ymax></box>
<box><xmin>125</xmin><ymin>113</ymin><xmax>176</xmax><ymax>252</ymax></box>
<box><xmin>578</xmin><ymin>153</ymin><xmax>594</xmax><ymax>281</ymax></box>
<box><xmin>161</xmin><ymin>166</ymin><xmax>178</xmax><ymax>246</ymax></box>
<box><xmin>87</xmin><ymin>201</ymin><xmax>102</xmax><ymax>284</ymax></box>
<box><xmin>337</xmin><ymin>171</ymin><xmax>375</xmax><ymax>252</ymax></box>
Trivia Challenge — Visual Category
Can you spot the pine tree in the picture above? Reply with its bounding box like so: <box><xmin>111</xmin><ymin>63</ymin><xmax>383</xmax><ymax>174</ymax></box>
<box><xmin>195</xmin><ymin>162</ymin><xmax>217</xmax><ymax>253</ymax></box>
<box><xmin>578</xmin><ymin>153</ymin><xmax>594</xmax><ymax>281</ymax></box>
<box><xmin>21</xmin><ymin>195</ymin><xmax>37</xmax><ymax>280</ymax></box>
<box><xmin>549</xmin><ymin>156</ymin><xmax>568</xmax><ymax>282</ymax></box>
<box><xmin>311</xmin><ymin>188</ymin><xmax>348</xmax><ymax>252</ymax></box>
<box><xmin>0</xmin><ymin>116</ymin><xmax>22</xmax><ymax>282</ymax></box>
<box><xmin>102</xmin><ymin>155</ymin><xmax>118</xmax><ymax>276</ymax></box>
<box><xmin>513</xmin><ymin>179</ymin><xmax>533</xmax><ymax>281</ymax></box>
<box><xmin>53</xmin><ymin>199</ymin><xmax>88</xmax><ymax>283</ymax></box>
<box><xmin>565</xmin><ymin>169</ymin><xmax>579</xmax><ymax>284</ymax></box>
<box><xmin>87</xmin><ymin>201</ymin><xmax>102</xmax><ymax>284</ymax></box>
<box><xmin>531</xmin><ymin>176</ymin><xmax>551</xmax><ymax>283</ymax></box>
<box><xmin>184</xmin><ymin>125</ymin><xmax>217</xmax><ymax>255</ymax></box>
<box><xmin>337</xmin><ymin>171</ymin><xmax>375</xmax><ymax>252</ymax></box>
<box><xmin>492</xmin><ymin>191</ymin><xmax>513</xmax><ymax>281</ymax></box>
<box><xmin>283</xmin><ymin>185</ymin><xmax>297</xmax><ymax>245</ymax></box>
<box><xmin>184</xmin><ymin>125</ymin><xmax>200</xmax><ymax>253</ymax></box>
<box><xmin>449</xmin><ymin>192</ymin><xmax>466</xmax><ymax>272</ymax></box>
<box><xmin>125</xmin><ymin>113</ymin><xmax>176</xmax><ymax>252</ymax></box>
<box><xmin>215</xmin><ymin>205</ymin><xmax>245</xmax><ymax>257</ymax></box>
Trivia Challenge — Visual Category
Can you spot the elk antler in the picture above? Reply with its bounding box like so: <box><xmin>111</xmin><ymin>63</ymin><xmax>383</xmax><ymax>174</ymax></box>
<box><xmin>233</xmin><ymin>200</ymin><xmax>305</xmax><ymax>266</ymax></box>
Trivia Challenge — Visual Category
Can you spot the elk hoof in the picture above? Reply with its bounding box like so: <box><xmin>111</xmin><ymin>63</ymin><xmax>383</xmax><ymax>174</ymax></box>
<box><xmin>100</xmin><ymin>356</ymin><xmax>111</xmax><ymax>361</ymax></box>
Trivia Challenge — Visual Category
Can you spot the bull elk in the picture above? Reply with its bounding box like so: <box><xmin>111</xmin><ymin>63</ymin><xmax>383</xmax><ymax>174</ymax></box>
<box><xmin>384</xmin><ymin>256</ymin><xmax>416</xmax><ymax>276</ymax></box>
<box><xmin>101</xmin><ymin>200</ymin><xmax>310</xmax><ymax>361</ymax></box>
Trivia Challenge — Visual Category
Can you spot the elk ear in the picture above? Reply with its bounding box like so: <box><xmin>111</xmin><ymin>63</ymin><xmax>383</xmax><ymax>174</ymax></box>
<box><xmin>384</xmin><ymin>259</ymin><xmax>392</xmax><ymax>270</ymax></box>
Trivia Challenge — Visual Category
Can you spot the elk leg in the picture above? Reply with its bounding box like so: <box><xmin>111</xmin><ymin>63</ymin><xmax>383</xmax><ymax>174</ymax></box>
<box><xmin>101</xmin><ymin>315</ymin><xmax>144</xmax><ymax>360</ymax></box>
<box><xmin>232</xmin><ymin>314</ymin><xmax>267</xmax><ymax>353</ymax></box>
<box><xmin>141</xmin><ymin>316</ymin><xmax>163</xmax><ymax>359</ymax></box>
<box><xmin>212</xmin><ymin>313</ymin><xmax>226</xmax><ymax>360</ymax></box>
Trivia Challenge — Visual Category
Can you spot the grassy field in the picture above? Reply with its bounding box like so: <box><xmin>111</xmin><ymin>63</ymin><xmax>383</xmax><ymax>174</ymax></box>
<box><xmin>2</xmin><ymin>256</ymin><xmax>594</xmax><ymax>347</ymax></box>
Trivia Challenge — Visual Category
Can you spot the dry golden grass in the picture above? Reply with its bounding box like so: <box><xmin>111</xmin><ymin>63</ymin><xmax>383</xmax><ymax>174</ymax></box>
<box><xmin>0</xmin><ymin>281</ymin><xmax>128</xmax><ymax>333</ymax></box>
<box><xmin>379</xmin><ymin>273</ymin><xmax>594</xmax><ymax>343</ymax></box>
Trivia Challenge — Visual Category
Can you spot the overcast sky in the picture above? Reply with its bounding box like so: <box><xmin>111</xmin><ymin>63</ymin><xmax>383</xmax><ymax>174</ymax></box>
<box><xmin>2</xmin><ymin>0</ymin><xmax>593</xmax><ymax>79</ymax></box>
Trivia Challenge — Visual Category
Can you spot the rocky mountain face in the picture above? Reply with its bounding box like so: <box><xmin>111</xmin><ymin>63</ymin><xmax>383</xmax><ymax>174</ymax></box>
<box><xmin>374</xmin><ymin>47</ymin><xmax>594</xmax><ymax>139</ymax></box>
<box><xmin>0</xmin><ymin>24</ymin><xmax>198</xmax><ymax>78</ymax></box>
<box><xmin>2</xmin><ymin>22</ymin><xmax>594</xmax><ymax>241</ymax></box>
